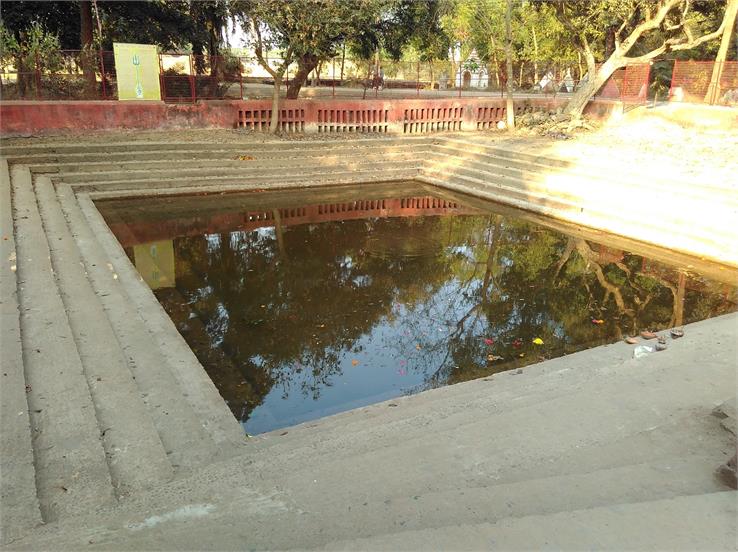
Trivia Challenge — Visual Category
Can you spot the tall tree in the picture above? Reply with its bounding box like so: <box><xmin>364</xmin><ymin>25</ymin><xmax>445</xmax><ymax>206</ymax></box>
<box><xmin>705</xmin><ymin>0</ymin><xmax>738</xmax><ymax>104</ymax></box>
<box><xmin>504</xmin><ymin>0</ymin><xmax>514</xmax><ymax>128</ymax></box>
<box><xmin>247</xmin><ymin>9</ymin><xmax>294</xmax><ymax>133</ymax></box>
<box><xmin>239</xmin><ymin>0</ymin><xmax>391</xmax><ymax>100</ymax></box>
<box><xmin>549</xmin><ymin>0</ymin><xmax>734</xmax><ymax>115</ymax></box>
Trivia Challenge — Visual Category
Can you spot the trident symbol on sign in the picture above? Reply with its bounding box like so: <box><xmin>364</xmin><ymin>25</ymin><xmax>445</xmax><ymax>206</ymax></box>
<box><xmin>132</xmin><ymin>53</ymin><xmax>143</xmax><ymax>98</ymax></box>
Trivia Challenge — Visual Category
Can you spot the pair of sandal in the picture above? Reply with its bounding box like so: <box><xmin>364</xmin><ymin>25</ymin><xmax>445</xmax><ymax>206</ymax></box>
<box><xmin>625</xmin><ymin>327</ymin><xmax>684</xmax><ymax>351</ymax></box>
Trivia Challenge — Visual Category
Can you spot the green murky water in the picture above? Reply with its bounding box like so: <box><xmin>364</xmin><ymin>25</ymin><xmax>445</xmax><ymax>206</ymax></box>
<box><xmin>97</xmin><ymin>182</ymin><xmax>737</xmax><ymax>434</ymax></box>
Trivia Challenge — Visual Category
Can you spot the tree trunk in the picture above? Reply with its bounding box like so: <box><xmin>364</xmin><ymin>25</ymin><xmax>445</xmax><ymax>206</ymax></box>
<box><xmin>706</xmin><ymin>0</ymin><xmax>738</xmax><ymax>104</ymax></box>
<box><xmin>80</xmin><ymin>0</ymin><xmax>97</xmax><ymax>96</ymax></box>
<box><xmin>565</xmin><ymin>58</ymin><xmax>619</xmax><ymax>116</ymax></box>
<box><xmin>270</xmin><ymin>75</ymin><xmax>281</xmax><ymax>133</ymax></box>
<box><xmin>519</xmin><ymin>61</ymin><xmax>524</xmax><ymax>88</ymax></box>
<box><xmin>340</xmin><ymin>43</ymin><xmax>346</xmax><ymax>81</ymax></box>
<box><xmin>532</xmin><ymin>27</ymin><xmax>539</xmax><ymax>83</ymax></box>
<box><xmin>505</xmin><ymin>0</ymin><xmax>515</xmax><ymax>129</ymax></box>
<box><xmin>490</xmin><ymin>55</ymin><xmax>500</xmax><ymax>88</ymax></box>
<box><xmin>313</xmin><ymin>60</ymin><xmax>323</xmax><ymax>86</ymax></box>
<box><xmin>286</xmin><ymin>54</ymin><xmax>319</xmax><ymax>99</ymax></box>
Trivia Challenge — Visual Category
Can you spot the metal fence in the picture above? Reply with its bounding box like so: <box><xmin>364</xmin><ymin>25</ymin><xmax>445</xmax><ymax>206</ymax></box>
<box><xmin>12</xmin><ymin>48</ymin><xmax>730</xmax><ymax>108</ymax></box>
<box><xmin>669</xmin><ymin>60</ymin><xmax>738</xmax><ymax>105</ymax></box>
<box><xmin>0</xmin><ymin>50</ymin><xmax>117</xmax><ymax>101</ymax></box>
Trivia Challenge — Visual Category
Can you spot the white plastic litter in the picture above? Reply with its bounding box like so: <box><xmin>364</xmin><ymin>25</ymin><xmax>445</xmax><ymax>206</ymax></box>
<box><xmin>633</xmin><ymin>345</ymin><xmax>655</xmax><ymax>359</ymax></box>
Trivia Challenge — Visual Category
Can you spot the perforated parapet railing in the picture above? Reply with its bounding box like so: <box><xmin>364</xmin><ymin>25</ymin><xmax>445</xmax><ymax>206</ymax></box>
<box><xmin>317</xmin><ymin>108</ymin><xmax>389</xmax><ymax>133</ymax></box>
<box><xmin>235</xmin><ymin>98</ymin><xmax>576</xmax><ymax>135</ymax></box>
<box><xmin>403</xmin><ymin>107</ymin><xmax>464</xmax><ymax>133</ymax></box>
<box><xmin>238</xmin><ymin>108</ymin><xmax>306</xmax><ymax>132</ymax></box>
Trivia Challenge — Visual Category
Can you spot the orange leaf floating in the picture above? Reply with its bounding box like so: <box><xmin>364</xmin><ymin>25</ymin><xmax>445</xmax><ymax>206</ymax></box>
<box><xmin>591</xmin><ymin>319</ymin><xmax>604</xmax><ymax>325</ymax></box>
<box><xmin>351</xmin><ymin>359</ymin><xmax>360</xmax><ymax>366</ymax></box>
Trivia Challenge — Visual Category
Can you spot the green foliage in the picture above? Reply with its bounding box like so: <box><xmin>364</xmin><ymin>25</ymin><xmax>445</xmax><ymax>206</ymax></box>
<box><xmin>0</xmin><ymin>20</ymin><xmax>62</xmax><ymax>71</ymax></box>
<box><xmin>243</xmin><ymin>0</ymin><xmax>390</xmax><ymax>60</ymax></box>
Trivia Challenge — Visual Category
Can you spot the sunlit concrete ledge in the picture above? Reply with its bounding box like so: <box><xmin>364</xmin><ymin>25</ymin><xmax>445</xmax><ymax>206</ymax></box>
<box><xmin>1</xmin><ymin>135</ymin><xmax>736</xmax><ymax>549</ymax></box>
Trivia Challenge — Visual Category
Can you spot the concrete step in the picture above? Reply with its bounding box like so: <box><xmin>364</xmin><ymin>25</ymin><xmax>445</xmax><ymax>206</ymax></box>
<box><xmin>53</xmin><ymin>184</ymin><xmax>229</xmax><ymax>472</ymax></box>
<box><xmin>321</xmin><ymin>491</ymin><xmax>737</xmax><ymax>551</ymax></box>
<box><xmin>10</xmin><ymin>433</ymin><xmax>733</xmax><ymax>550</ymax></box>
<box><xmin>65</xmin><ymin>166</ymin><xmax>421</xmax><ymax>194</ymax></box>
<box><xmin>442</xmin><ymin>136</ymin><xmax>738</xmax><ymax>193</ymax></box>
<box><xmin>420</xmin><ymin>173</ymin><xmax>738</xmax><ymax>267</ymax></box>
<box><xmin>47</xmin><ymin>154</ymin><xmax>426</xmax><ymax>184</ymax></box>
<box><xmin>0</xmin><ymin>136</ymin><xmax>436</xmax><ymax>157</ymax></box>
<box><xmin>425</xmin><ymin>157</ymin><xmax>737</xmax><ymax>236</ymax></box>
<box><xmin>9</xmin><ymin>165</ymin><xmax>115</xmax><ymax>522</ymax></box>
<box><xmin>86</xmin><ymin>173</ymin><xmax>420</xmax><ymax>202</ymax></box>
<box><xmin>33</xmin><ymin>175</ymin><xmax>175</xmax><ymax>495</ymax></box>
<box><xmin>431</xmin><ymin>143</ymin><xmax>738</xmax><ymax>205</ymax></box>
<box><xmin>0</xmin><ymin>160</ymin><xmax>42</xmax><ymax>543</ymax></box>
<box><xmin>303</xmin><ymin>454</ymin><xmax>731</xmax><ymax>548</ymax></box>
<box><xmin>27</xmin><ymin>150</ymin><xmax>424</xmax><ymax>175</ymax></box>
<box><xmin>67</xmin><ymin>186</ymin><xmax>244</xmax><ymax>454</ymax></box>
<box><xmin>2</xmin><ymin>139</ymin><xmax>435</xmax><ymax>164</ymax></box>
<box><xmin>3</xmin><ymin>309</ymin><xmax>735</xmax><ymax>549</ymax></box>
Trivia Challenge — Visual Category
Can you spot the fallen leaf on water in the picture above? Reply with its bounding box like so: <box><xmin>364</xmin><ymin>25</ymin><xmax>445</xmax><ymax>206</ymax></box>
<box><xmin>591</xmin><ymin>319</ymin><xmax>604</xmax><ymax>325</ymax></box>
<box><xmin>532</xmin><ymin>337</ymin><xmax>544</xmax><ymax>345</ymax></box>
<box><xmin>415</xmin><ymin>344</ymin><xmax>421</xmax><ymax>350</ymax></box>
<box><xmin>351</xmin><ymin>359</ymin><xmax>360</xmax><ymax>366</ymax></box>
<box><xmin>236</xmin><ymin>155</ymin><xmax>254</xmax><ymax>161</ymax></box>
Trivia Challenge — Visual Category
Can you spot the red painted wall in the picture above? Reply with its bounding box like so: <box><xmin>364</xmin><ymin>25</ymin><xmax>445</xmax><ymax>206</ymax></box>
<box><xmin>0</xmin><ymin>97</ymin><xmax>621</xmax><ymax>136</ymax></box>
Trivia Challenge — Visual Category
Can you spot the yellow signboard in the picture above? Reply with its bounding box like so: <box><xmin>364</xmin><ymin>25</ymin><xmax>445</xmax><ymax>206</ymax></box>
<box><xmin>113</xmin><ymin>43</ymin><xmax>161</xmax><ymax>101</ymax></box>
<box><xmin>132</xmin><ymin>240</ymin><xmax>175</xmax><ymax>290</ymax></box>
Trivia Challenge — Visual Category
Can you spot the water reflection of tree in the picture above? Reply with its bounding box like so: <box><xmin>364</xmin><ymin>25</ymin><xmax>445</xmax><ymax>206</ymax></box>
<box><xmin>164</xmin><ymin>217</ymin><xmax>457</xmax><ymax>424</ymax></box>
<box><xmin>157</xmin><ymin>211</ymin><xmax>737</xmax><ymax>426</ymax></box>
<box><xmin>388</xmin><ymin>217</ymin><xmax>736</xmax><ymax>391</ymax></box>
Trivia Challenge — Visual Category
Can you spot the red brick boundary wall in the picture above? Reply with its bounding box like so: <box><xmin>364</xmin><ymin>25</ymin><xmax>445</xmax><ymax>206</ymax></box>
<box><xmin>0</xmin><ymin>97</ymin><xmax>622</xmax><ymax>136</ymax></box>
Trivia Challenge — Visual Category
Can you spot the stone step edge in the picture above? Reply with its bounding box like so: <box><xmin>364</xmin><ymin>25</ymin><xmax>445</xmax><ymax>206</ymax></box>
<box><xmin>430</xmin><ymin>144</ymin><xmax>738</xmax><ymax>201</ymax></box>
<box><xmin>420</xmin><ymin>173</ymin><xmax>738</xmax><ymax>268</ymax></box>
<box><xmin>33</xmin><ymin>175</ymin><xmax>175</xmax><ymax>494</ymax></box>
<box><xmin>64</xmin><ymin>166</ymin><xmax>422</xmax><ymax>194</ymax></box>
<box><xmin>9</xmin><ymin>165</ymin><xmax>115</xmax><ymax>522</ymax></box>
<box><xmin>42</xmin><ymin>155</ymin><xmax>427</xmax><ymax>183</ymax></box>
<box><xmin>0</xmin><ymin>159</ymin><xmax>43</xmax><ymax>543</ymax></box>
<box><xmin>56</xmin><ymin>184</ymin><xmax>236</xmax><ymax>469</ymax></box>
<box><xmin>72</xmin><ymin>187</ymin><xmax>247</xmax><ymax>453</ymax></box>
